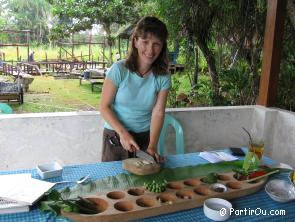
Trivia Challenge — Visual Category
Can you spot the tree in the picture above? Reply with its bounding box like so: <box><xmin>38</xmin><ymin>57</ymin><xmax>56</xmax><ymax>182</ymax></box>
<box><xmin>3</xmin><ymin>0</ymin><xmax>52</xmax><ymax>43</ymax></box>
<box><xmin>213</xmin><ymin>0</ymin><xmax>266</xmax><ymax>103</ymax></box>
<box><xmin>48</xmin><ymin>0</ymin><xmax>140</xmax><ymax>64</ymax></box>
<box><xmin>153</xmin><ymin>0</ymin><xmax>267</xmax><ymax>105</ymax></box>
<box><xmin>154</xmin><ymin>0</ymin><xmax>222</xmax><ymax>103</ymax></box>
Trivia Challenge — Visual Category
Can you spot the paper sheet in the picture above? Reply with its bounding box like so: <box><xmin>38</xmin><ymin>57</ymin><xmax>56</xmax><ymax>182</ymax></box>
<box><xmin>0</xmin><ymin>174</ymin><xmax>54</xmax><ymax>205</ymax></box>
<box><xmin>199</xmin><ymin>151</ymin><xmax>239</xmax><ymax>163</ymax></box>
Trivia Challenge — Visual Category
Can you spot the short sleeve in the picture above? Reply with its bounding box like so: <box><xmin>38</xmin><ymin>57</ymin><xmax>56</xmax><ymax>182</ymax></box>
<box><xmin>158</xmin><ymin>74</ymin><xmax>171</xmax><ymax>91</ymax></box>
<box><xmin>105</xmin><ymin>62</ymin><xmax>123</xmax><ymax>86</ymax></box>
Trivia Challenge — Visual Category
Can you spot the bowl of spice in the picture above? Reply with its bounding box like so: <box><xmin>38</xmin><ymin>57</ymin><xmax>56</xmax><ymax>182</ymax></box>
<box><xmin>210</xmin><ymin>183</ymin><xmax>228</xmax><ymax>193</ymax></box>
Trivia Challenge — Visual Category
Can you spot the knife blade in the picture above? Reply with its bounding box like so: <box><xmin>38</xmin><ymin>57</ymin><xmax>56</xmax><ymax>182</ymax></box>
<box><xmin>136</xmin><ymin>150</ymin><xmax>156</xmax><ymax>164</ymax></box>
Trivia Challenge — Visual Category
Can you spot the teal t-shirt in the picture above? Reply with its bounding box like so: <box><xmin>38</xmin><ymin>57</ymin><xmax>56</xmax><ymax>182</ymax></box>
<box><xmin>104</xmin><ymin>60</ymin><xmax>171</xmax><ymax>133</ymax></box>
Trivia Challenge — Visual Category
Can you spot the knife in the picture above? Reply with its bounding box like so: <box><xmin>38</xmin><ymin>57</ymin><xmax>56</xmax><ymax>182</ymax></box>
<box><xmin>136</xmin><ymin>150</ymin><xmax>156</xmax><ymax>164</ymax></box>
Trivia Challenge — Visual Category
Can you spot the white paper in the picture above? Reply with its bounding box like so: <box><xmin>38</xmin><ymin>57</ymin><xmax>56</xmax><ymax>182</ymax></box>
<box><xmin>0</xmin><ymin>197</ymin><xmax>29</xmax><ymax>210</ymax></box>
<box><xmin>0</xmin><ymin>174</ymin><xmax>55</xmax><ymax>205</ymax></box>
<box><xmin>199</xmin><ymin>151</ymin><xmax>239</xmax><ymax>163</ymax></box>
<box><xmin>0</xmin><ymin>196</ymin><xmax>30</xmax><ymax>214</ymax></box>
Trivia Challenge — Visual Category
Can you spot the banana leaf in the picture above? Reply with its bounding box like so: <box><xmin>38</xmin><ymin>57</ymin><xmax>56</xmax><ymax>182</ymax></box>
<box><xmin>60</xmin><ymin>160</ymin><xmax>244</xmax><ymax>199</ymax></box>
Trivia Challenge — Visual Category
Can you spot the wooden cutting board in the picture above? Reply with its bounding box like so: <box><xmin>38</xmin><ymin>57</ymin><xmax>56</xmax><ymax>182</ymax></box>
<box><xmin>122</xmin><ymin>158</ymin><xmax>161</xmax><ymax>175</ymax></box>
<box><xmin>62</xmin><ymin>171</ymin><xmax>268</xmax><ymax>222</ymax></box>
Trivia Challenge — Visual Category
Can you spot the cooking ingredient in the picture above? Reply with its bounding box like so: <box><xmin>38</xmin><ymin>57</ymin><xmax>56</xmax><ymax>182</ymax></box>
<box><xmin>201</xmin><ymin>173</ymin><xmax>218</xmax><ymax>184</ymax></box>
<box><xmin>144</xmin><ymin>180</ymin><xmax>167</xmax><ymax>193</ymax></box>
<box><xmin>243</xmin><ymin>152</ymin><xmax>259</xmax><ymax>172</ymax></box>
<box><xmin>76</xmin><ymin>197</ymin><xmax>99</xmax><ymax>214</ymax></box>
<box><xmin>135</xmin><ymin>160</ymin><xmax>151</xmax><ymax>166</ymax></box>
<box><xmin>248</xmin><ymin>170</ymin><xmax>266</xmax><ymax>179</ymax></box>
<box><xmin>213</xmin><ymin>187</ymin><xmax>225</xmax><ymax>193</ymax></box>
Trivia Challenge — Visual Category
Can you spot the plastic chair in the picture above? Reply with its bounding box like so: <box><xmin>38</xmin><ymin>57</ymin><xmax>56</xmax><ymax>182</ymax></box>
<box><xmin>157</xmin><ymin>114</ymin><xmax>185</xmax><ymax>155</ymax></box>
<box><xmin>0</xmin><ymin>103</ymin><xmax>13</xmax><ymax>114</ymax></box>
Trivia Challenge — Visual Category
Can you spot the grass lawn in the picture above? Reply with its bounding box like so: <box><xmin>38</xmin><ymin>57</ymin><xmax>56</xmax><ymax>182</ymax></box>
<box><xmin>9</xmin><ymin>76</ymin><xmax>102</xmax><ymax>113</ymax></box>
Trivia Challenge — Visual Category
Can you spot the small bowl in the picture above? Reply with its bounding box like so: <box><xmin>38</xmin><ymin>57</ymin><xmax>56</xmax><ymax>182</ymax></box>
<box><xmin>210</xmin><ymin>183</ymin><xmax>228</xmax><ymax>193</ymax></box>
<box><xmin>37</xmin><ymin>161</ymin><xmax>63</xmax><ymax>179</ymax></box>
<box><xmin>265</xmin><ymin>179</ymin><xmax>295</xmax><ymax>203</ymax></box>
<box><xmin>203</xmin><ymin>198</ymin><xmax>232</xmax><ymax>221</ymax></box>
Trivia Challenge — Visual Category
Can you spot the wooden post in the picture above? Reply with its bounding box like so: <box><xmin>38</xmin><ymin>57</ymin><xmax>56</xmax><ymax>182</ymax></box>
<box><xmin>45</xmin><ymin>52</ymin><xmax>48</xmax><ymax>71</ymax></box>
<box><xmin>71</xmin><ymin>34</ymin><xmax>74</xmax><ymax>59</ymax></box>
<box><xmin>27</xmin><ymin>31</ymin><xmax>30</xmax><ymax>60</ymax></box>
<box><xmin>89</xmin><ymin>32</ymin><xmax>92</xmax><ymax>62</ymax></box>
<box><xmin>257</xmin><ymin>0</ymin><xmax>286</xmax><ymax>107</ymax></box>
<box><xmin>17</xmin><ymin>46</ymin><xmax>19</xmax><ymax>61</ymax></box>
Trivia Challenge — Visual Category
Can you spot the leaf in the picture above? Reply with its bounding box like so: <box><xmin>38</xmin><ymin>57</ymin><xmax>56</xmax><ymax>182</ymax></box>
<box><xmin>40</xmin><ymin>200</ymin><xmax>62</xmax><ymax>215</ymax></box>
<box><xmin>49</xmin><ymin>204</ymin><xmax>62</xmax><ymax>215</ymax></box>
<box><xmin>243</xmin><ymin>152</ymin><xmax>259</xmax><ymax>172</ymax></box>
<box><xmin>47</xmin><ymin>189</ymin><xmax>61</xmax><ymax>201</ymax></box>
<box><xmin>201</xmin><ymin>173</ymin><xmax>218</xmax><ymax>184</ymax></box>
<box><xmin>60</xmin><ymin>161</ymin><xmax>243</xmax><ymax>199</ymax></box>
<box><xmin>40</xmin><ymin>201</ymin><xmax>55</xmax><ymax>212</ymax></box>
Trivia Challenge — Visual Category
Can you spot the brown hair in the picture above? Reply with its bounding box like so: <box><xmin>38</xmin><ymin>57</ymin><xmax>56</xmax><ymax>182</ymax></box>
<box><xmin>125</xmin><ymin>16</ymin><xmax>169</xmax><ymax>75</ymax></box>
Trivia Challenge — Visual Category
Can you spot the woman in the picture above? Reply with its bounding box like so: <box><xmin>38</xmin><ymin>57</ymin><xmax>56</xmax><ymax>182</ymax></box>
<box><xmin>100</xmin><ymin>16</ymin><xmax>171</xmax><ymax>162</ymax></box>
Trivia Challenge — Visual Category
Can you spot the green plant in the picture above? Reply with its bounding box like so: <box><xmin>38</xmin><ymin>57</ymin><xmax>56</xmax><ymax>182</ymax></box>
<box><xmin>167</xmin><ymin>75</ymin><xmax>181</xmax><ymax>107</ymax></box>
<box><xmin>40</xmin><ymin>190</ymin><xmax>99</xmax><ymax>215</ymax></box>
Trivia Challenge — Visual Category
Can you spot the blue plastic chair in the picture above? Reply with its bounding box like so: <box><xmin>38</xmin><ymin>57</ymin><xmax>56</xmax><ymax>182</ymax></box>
<box><xmin>157</xmin><ymin>114</ymin><xmax>185</xmax><ymax>155</ymax></box>
<box><xmin>0</xmin><ymin>103</ymin><xmax>13</xmax><ymax>114</ymax></box>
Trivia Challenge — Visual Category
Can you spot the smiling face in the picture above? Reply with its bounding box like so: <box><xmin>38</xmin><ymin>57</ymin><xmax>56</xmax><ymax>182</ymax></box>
<box><xmin>134</xmin><ymin>33</ymin><xmax>163</xmax><ymax>70</ymax></box>
<box><xmin>125</xmin><ymin>16</ymin><xmax>169</xmax><ymax>75</ymax></box>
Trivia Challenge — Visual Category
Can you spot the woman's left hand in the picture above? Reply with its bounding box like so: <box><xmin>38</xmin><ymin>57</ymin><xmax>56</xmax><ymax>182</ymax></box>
<box><xmin>146</xmin><ymin>147</ymin><xmax>165</xmax><ymax>163</ymax></box>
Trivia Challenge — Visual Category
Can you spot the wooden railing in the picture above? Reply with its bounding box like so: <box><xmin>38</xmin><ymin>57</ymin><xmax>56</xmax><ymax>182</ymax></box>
<box><xmin>0</xmin><ymin>62</ymin><xmax>20</xmax><ymax>77</ymax></box>
<box><xmin>17</xmin><ymin>63</ymin><xmax>42</xmax><ymax>76</ymax></box>
<box><xmin>16</xmin><ymin>61</ymin><xmax>108</xmax><ymax>75</ymax></box>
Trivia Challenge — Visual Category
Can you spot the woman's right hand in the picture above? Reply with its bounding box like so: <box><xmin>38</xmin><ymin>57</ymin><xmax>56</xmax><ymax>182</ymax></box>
<box><xmin>119</xmin><ymin>131</ymin><xmax>140</xmax><ymax>152</ymax></box>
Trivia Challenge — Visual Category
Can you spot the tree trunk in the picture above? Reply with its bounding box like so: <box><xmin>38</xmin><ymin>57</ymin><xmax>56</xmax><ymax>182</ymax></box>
<box><xmin>192</xmin><ymin>45</ymin><xmax>199</xmax><ymax>88</ymax></box>
<box><xmin>287</xmin><ymin>0</ymin><xmax>295</xmax><ymax>30</ymax></box>
<box><xmin>250</xmin><ymin>47</ymin><xmax>260</xmax><ymax>104</ymax></box>
<box><xmin>197</xmin><ymin>38</ymin><xmax>221</xmax><ymax>104</ymax></box>
<box><xmin>245</xmin><ymin>30</ymin><xmax>262</xmax><ymax>105</ymax></box>
<box><xmin>103</xmin><ymin>24</ymin><xmax>113</xmax><ymax>64</ymax></box>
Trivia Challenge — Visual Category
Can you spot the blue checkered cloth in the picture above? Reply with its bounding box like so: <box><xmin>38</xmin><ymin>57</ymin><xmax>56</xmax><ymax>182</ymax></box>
<box><xmin>0</xmin><ymin>150</ymin><xmax>293</xmax><ymax>222</ymax></box>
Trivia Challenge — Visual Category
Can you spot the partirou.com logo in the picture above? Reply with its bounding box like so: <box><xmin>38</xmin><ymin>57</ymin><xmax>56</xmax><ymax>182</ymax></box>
<box><xmin>220</xmin><ymin>207</ymin><xmax>286</xmax><ymax>216</ymax></box>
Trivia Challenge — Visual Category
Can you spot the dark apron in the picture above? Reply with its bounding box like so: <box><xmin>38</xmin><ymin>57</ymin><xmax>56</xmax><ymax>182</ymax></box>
<box><xmin>101</xmin><ymin>128</ymin><xmax>150</xmax><ymax>162</ymax></box>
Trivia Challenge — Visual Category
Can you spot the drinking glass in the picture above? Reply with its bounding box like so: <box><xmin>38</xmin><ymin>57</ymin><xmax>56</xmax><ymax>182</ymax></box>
<box><xmin>249</xmin><ymin>139</ymin><xmax>264</xmax><ymax>160</ymax></box>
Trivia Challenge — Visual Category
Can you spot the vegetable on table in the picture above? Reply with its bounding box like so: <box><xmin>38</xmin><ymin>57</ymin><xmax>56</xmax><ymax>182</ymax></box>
<box><xmin>201</xmin><ymin>173</ymin><xmax>218</xmax><ymax>184</ymax></box>
<box><xmin>144</xmin><ymin>180</ymin><xmax>167</xmax><ymax>193</ymax></box>
<box><xmin>248</xmin><ymin>170</ymin><xmax>267</xmax><ymax>179</ymax></box>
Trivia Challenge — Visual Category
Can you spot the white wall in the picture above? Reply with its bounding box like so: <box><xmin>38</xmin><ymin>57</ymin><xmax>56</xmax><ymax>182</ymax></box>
<box><xmin>271</xmin><ymin>109</ymin><xmax>295</xmax><ymax>166</ymax></box>
<box><xmin>166</xmin><ymin>106</ymin><xmax>254</xmax><ymax>153</ymax></box>
<box><xmin>0</xmin><ymin>106</ymin><xmax>294</xmax><ymax>170</ymax></box>
<box><xmin>0</xmin><ymin>112</ymin><xmax>104</xmax><ymax>170</ymax></box>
